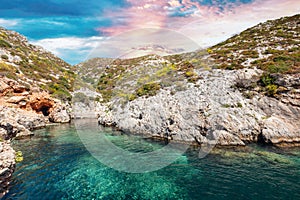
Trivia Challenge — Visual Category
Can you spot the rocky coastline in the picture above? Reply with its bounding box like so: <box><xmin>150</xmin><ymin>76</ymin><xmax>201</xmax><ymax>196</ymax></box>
<box><xmin>1</xmin><ymin>13</ymin><xmax>299</xmax><ymax>197</ymax></box>
<box><xmin>0</xmin><ymin>76</ymin><xmax>71</xmax><ymax>198</ymax></box>
<box><xmin>97</xmin><ymin>68</ymin><xmax>300</xmax><ymax>147</ymax></box>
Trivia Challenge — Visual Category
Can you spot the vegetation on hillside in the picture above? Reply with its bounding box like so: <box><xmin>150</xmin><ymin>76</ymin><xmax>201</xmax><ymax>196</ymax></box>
<box><xmin>77</xmin><ymin>52</ymin><xmax>211</xmax><ymax>103</ymax></box>
<box><xmin>0</xmin><ymin>27</ymin><xmax>75</xmax><ymax>101</ymax></box>
<box><xmin>2</xmin><ymin>14</ymin><xmax>299</xmax><ymax>103</ymax></box>
<box><xmin>209</xmin><ymin>14</ymin><xmax>299</xmax><ymax>74</ymax></box>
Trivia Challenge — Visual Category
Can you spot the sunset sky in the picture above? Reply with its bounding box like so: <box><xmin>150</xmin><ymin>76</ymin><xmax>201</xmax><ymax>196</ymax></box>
<box><xmin>0</xmin><ymin>0</ymin><xmax>299</xmax><ymax>64</ymax></box>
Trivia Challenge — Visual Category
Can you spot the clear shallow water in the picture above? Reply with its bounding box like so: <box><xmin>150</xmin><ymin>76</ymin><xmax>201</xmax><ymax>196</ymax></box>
<box><xmin>3</xmin><ymin>121</ymin><xmax>300</xmax><ymax>200</ymax></box>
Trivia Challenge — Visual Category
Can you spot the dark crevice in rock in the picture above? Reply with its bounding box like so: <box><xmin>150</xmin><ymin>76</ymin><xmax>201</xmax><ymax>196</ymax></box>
<box><xmin>257</xmin><ymin>131</ymin><xmax>268</xmax><ymax>145</ymax></box>
<box><xmin>40</xmin><ymin>106</ymin><xmax>51</xmax><ymax>116</ymax></box>
<box><xmin>168</xmin><ymin>118</ymin><xmax>175</xmax><ymax>125</ymax></box>
<box><xmin>138</xmin><ymin>114</ymin><xmax>143</xmax><ymax>120</ymax></box>
<box><xmin>0</xmin><ymin>123</ymin><xmax>17</xmax><ymax>140</ymax></box>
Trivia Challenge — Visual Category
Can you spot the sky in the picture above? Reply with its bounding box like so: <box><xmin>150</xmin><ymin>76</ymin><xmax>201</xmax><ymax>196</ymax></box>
<box><xmin>0</xmin><ymin>0</ymin><xmax>299</xmax><ymax>64</ymax></box>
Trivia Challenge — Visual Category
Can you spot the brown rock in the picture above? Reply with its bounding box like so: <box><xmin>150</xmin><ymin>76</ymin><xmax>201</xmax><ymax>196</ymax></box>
<box><xmin>29</xmin><ymin>92</ymin><xmax>55</xmax><ymax>116</ymax></box>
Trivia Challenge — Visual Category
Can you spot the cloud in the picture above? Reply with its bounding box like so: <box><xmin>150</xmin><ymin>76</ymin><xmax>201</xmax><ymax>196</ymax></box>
<box><xmin>179</xmin><ymin>0</ymin><xmax>300</xmax><ymax>47</ymax></box>
<box><xmin>98</xmin><ymin>0</ymin><xmax>255</xmax><ymax>35</ymax></box>
<box><xmin>89</xmin><ymin>28</ymin><xmax>199</xmax><ymax>59</ymax></box>
<box><xmin>99</xmin><ymin>0</ymin><xmax>169</xmax><ymax>35</ymax></box>
<box><xmin>99</xmin><ymin>0</ymin><xmax>300</xmax><ymax>49</ymax></box>
<box><xmin>0</xmin><ymin>18</ymin><xmax>19</xmax><ymax>27</ymax></box>
<box><xmin>30</xmin><ymin>36</ymin><xmax>104</xmax><ymax>64</ymax></box>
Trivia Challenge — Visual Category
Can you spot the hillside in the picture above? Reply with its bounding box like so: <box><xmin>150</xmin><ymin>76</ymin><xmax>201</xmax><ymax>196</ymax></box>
<box><xmin>76</xmin><ymin>14</ymin><xmax>299</xmax><ymax>104</ymax></box>
<box><xmin>209</xmin><ymin>14</ymin><xmax>299</xmax><ymax>74</ymax></box>
<box><xmin>76</xmin><ymin>50</ymin><xmax>212</xmax><ymax>103</ymax></box>
<box><xmin>0</xmin><ymin>27</ymin><xmax>75</xmax><ymax>101</ymax></box>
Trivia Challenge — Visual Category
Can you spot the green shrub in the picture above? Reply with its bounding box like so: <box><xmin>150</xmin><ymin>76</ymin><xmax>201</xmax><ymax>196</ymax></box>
<box><xmin>222</xmin><ymin>104</ymin><xmax>231</xmax><ymax>108</ymax></box>
<box><xmin>99</xmin><ymin>89</ymin><xmax>113</xmax><ymax>103</ymax></box>
<box><xmin>266</xmin><ymin>84</ymin><xmax>278</xmax><ymax>96</ymax></box>
<box><xmin>1</xmin><ymin>54</ymin><xmax>8</xmax><ymax>60</ymax></box>
<box><xmin>0</xmin><ymin>39</ymin><xmax>11</xmax><ymax>48</ymax></box>
<box><xmin>185</xmin><ymin>70</ymin><xmax>196</xmax><ymax>77</ymax></box>
<box><xmin>266</xmin><ymin>61</ymin><xmax>289</xmax><ymax>73</ymax></box>
<box><xmin>260</xmin><ymin>74</ymin><xmax>275</xmax><ymax>86</ymax></box>
<box><xmin>136</xmin><ymin>82</ymin><xmax>161</xmax><ymax>97</ymax></box>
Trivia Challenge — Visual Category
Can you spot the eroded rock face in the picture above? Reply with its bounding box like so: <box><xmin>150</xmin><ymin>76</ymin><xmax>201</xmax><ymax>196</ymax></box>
<box><xmin>29</xmin><ymin>94</ymin><xmax>55</xmax><ymax>116</ymax></box>
<box><xmin>0</xmin><ymin>76</ymin><xmax>28</xmax><ymax>96</ymax></box>
<box><xmin>0</xmin><ymin>76</ymin><xmax>71</xmax><ymax>124</ymax></box>
<box><xmin>0</xmin><ymin>106</ymin><xmax>48</xmax><ymax>139</ymax></box>
<box><xmin>0</xmin><ymin>142</ymin><xmax>15</xmax><ymax>198</ymax></box>
<box><xmin>98</xmin><ymin>68</ymin><xmax>300</xmax><ymax>146</ymax></box>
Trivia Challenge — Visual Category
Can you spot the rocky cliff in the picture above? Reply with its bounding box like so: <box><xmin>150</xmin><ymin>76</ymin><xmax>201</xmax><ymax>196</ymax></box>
<box><xmin>81</xmin><ymin>14</ymin><xmax>300</xmax><ymax>147</ymax></box>
<box><xmin>97</xmin><ymin>68</ymin><xmax>300</xmax><ymax>146</ymax></box>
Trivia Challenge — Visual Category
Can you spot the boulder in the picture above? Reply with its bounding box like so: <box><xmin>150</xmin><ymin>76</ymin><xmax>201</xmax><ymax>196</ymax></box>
<box><xmin>261</xmin><ymin>116</ymin><xmax>300</xmax><ymax>144</ymax></box>
<box><xmin>0</xmin><ymin>119</ymin><xmax>32</xmax><ymax>140</ymax></box>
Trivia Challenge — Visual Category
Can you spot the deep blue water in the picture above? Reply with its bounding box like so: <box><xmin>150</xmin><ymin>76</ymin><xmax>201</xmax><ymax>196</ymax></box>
<box><xmin>3</xmin><ymin>121</ymin><xmax>300</xmax><ymax>200</ymax></box>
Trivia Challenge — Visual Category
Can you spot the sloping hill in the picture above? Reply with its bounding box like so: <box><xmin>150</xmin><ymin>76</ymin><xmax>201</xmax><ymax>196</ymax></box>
<box><xmin>0</xmin><ymin>27</ymin><xmax>75</xmax><ymax>100</ymax></box>
<box><xmin>209</xmin><ymin>14</ymin><xmax>299</xmax><ymax>74</ymax></box>
<box><xmin>76</xmin><ymin>15</ymin><xmax>299</xmax><ymax>104</ymax></box>
<box><xmin>76</xmin><ymin>50</ymin><xmax>212</xmax><ymax>103</ymax></box>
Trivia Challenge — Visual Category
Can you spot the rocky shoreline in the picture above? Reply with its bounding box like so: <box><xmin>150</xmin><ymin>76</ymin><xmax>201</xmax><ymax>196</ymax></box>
<box><xmin>97</xmin><ymin>68</ymin><xmax>300</xmax><ymax>147</ymax></box>
<box><xmin>0</xmin><ymin>76</ymin><xmax>71</xmax><ymax>198</ymax></box>
<box><xmin>1</xmin><ymin>68</ymin><xmax>300</xmax><ymax>197</ymax></box>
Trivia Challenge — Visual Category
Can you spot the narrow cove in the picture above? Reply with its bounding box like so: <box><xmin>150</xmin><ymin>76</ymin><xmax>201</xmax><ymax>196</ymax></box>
<box><xmin>4</xmin><ymin>121</ymin><xmax>300</xmax><ymax>200</ymax></box>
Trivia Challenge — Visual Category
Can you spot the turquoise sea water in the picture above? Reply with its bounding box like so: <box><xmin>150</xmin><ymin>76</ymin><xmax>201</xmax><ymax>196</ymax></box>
<box><xmin>3</xmin><ymin>121</ymin><xmax>300</xmax><ymax>200</ymax></box>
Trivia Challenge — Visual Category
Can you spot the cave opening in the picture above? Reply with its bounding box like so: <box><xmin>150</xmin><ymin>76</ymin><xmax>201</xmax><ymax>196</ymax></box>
<box><xmin>39</xmin><ymin>106</ymin><xmax>51</xmax><ymax>116</ymax></box>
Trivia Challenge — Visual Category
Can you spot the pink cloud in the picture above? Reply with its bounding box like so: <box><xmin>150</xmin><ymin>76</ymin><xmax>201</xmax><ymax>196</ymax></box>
<box><xmin>97</xmin><ymin>0</ymin><xmax>300</xmax><ymax>48</ymax></box>
<box><xmin>99</xmin><ymin>0</ymin><xmax>169</xmax><ymax>35</ymax></box>
<box><xmin>179</xmin><ymin>0</ymin><xmax>300</xmax><ymax>47</ymax></box>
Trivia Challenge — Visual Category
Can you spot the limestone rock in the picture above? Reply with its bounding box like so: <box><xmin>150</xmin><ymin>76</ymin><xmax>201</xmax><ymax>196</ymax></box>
<box><xmin>261</xmin><ymin>116</ymin><xmax>300</xmax><ymax>144</ymax></box>
<box><xmin>0</xmin><ymin>142</ymin><xmax>15</xmax><ymax>198</ymax></box>
<box><xmin>97</xmin><ymin>68</ymin><xmax>300</xmax><ymax>146</ymax></box>
<box><xmin>6</xmin><ymin>96</ymin><xmax>27</xmax><ymax>104</ymax></box>
<box><xmin>49</xmin><ymin>105</ymin><xmax>70</xmax><ymax>123</ymax></box>
<box><xmin>0</xmin><ymin>106</ymin><xmax>48</xmax><ymax>139</ymax></box>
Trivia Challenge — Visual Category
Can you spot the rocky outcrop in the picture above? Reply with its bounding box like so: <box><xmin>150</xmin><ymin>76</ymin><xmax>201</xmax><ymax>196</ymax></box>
<box><xmin>97</xmin><ymin>68</ymin><xmax>300</xmax><ymax>146</ymax></box>
<box><xmin>0</xmin><ymin>106</ymin><xmax>48</xmax><ymax>139</ymax></box>
<box><xmin>0</xmin><ymin>76</ymin><xmax>71</xmax><ymax>196</ymax></box>
<box><xmin>0</xmin><ymin>76</ymin><xmax>71</xmax><ymax>122</ymax></box>
<box><xmin>0</xmin><ymin>142</ymin><xmax>15</xmax><ymax>198</ymax></box>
